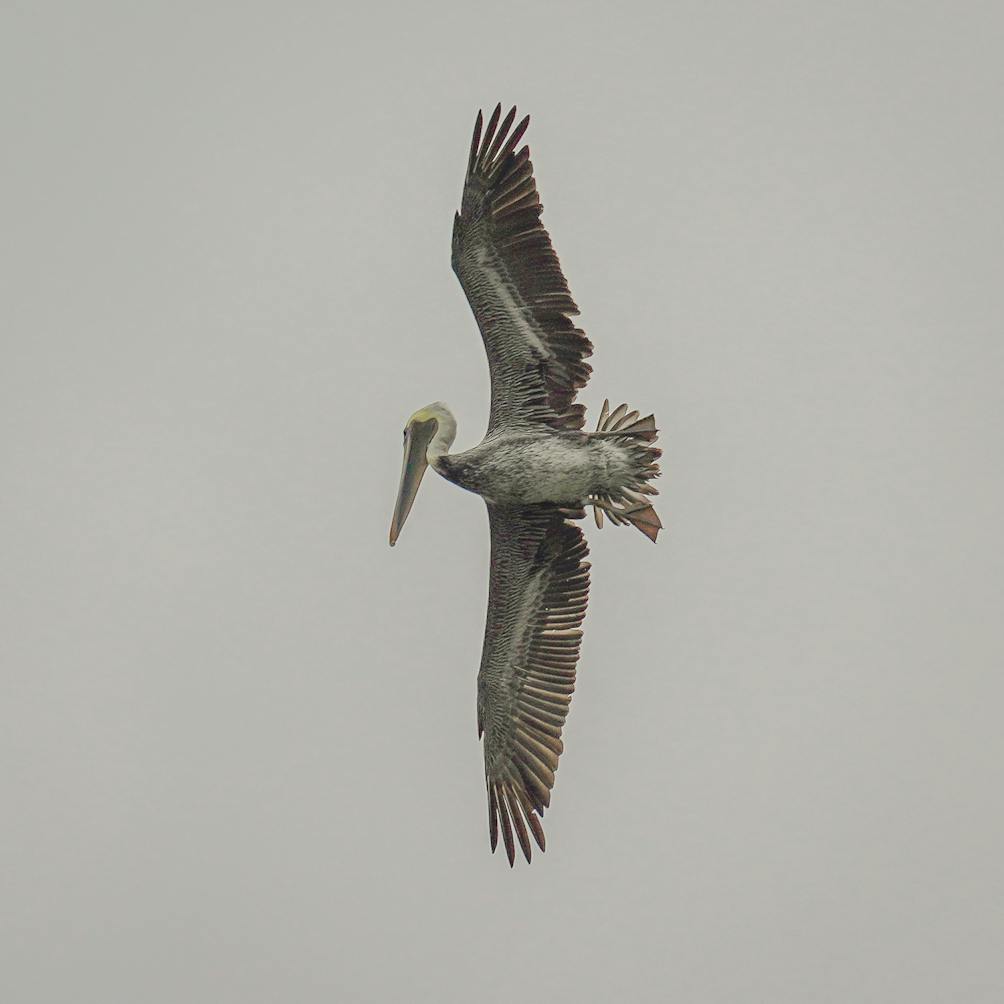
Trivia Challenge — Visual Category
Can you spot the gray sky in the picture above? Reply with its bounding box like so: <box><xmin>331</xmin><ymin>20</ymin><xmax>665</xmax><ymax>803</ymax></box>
<box><xmin>3</xmin><ymin>2</ymin><xmax>1003</xmax><ymax>1001</ymax></box>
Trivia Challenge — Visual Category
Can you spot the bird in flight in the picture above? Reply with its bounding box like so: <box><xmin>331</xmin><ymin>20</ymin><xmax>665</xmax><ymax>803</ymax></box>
<box><xmin>390</xmin><ymin>104</ymin><xmax>662</xmax><ymax>865</ymax></box>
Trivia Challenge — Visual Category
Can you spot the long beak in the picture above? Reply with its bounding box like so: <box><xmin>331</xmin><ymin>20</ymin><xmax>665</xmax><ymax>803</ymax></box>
<box><xmin>389</xmin><ymin>426</ymin><xmax>431</xmax><ymax>546</ymax></box>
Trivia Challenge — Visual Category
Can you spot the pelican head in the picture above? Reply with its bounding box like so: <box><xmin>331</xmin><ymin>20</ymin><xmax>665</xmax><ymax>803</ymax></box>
<box><xmin>389</xmin><ymin>402</ymin><xmax>457</xmax><ymax>546</ymax></box>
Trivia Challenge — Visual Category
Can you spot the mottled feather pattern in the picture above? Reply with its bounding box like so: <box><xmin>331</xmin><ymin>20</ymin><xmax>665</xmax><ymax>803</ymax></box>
<box><xmin>440</xmin><ymin>106</ymin><xmax>660</xmax><ymax>865</ymax></box>
<box><xmin>478</xmin><ymin>505</ymin><xmax>589</xmax><ymax>864</ymax></box>
<box><xmin>452</xmin><ymin>104</ymin><xmax>593</xmax><ymax>433</ymax></box>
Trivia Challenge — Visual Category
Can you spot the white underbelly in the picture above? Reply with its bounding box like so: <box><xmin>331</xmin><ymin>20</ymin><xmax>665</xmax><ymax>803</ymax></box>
<box><xmin>475</xmin><ymin>436</ymin><xmax>613</xmax><ymax>505</ymax></box>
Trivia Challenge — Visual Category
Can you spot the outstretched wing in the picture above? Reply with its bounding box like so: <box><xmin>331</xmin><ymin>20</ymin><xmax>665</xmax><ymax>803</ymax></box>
<box><xmin>452</xmin><ymin>104</ymin><xmax>593</xmax><ymax>433</ymax></box>
<box><xmin>478</xmin><ymin>503</ymin><xmax>590</xmax><ymax>865</ymax></box>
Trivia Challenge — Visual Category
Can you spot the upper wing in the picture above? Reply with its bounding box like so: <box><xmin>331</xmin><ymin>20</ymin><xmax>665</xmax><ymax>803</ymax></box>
<box><xmin>451</xmin><ymin>104</ymin><xmax>593</xmax><ymax>433</ymax></box>
<box><xmin>478</xmin><ymin>503</ymin><xmax>590</xmax><ymax>865</ymax></box>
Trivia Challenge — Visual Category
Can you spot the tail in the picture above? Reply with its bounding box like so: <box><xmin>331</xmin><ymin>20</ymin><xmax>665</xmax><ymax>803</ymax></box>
<box><xmin>591</xmin><ymin>399</ymin><xmax>663</xmax><ymax>542</ymax></box>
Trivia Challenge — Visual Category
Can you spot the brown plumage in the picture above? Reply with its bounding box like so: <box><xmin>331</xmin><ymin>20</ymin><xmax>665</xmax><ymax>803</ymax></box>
<box><xmin>478</xmin><ymin>505</ymin><xmax>589</xmax><ymax>864</ymax></box>
<box><xmin>452</xmin><ymin>103</ymin><xmax>594</xmax><ymax>433</ymax></box>
<box><xmin>390</xmin><ymin>105</ymin><xmax>661</xmax><ymax>866</ymax></box>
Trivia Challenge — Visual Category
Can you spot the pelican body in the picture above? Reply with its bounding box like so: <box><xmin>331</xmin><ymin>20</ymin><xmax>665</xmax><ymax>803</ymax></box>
<box><xmin>390</xmin><ymin>105</ymin><xmax>662</xmax><ymax>866</ymax></box>
<box><xmin>436</xmin><ymin>427</ymin><xmax>652</xmax><ymax>506</ymax></box>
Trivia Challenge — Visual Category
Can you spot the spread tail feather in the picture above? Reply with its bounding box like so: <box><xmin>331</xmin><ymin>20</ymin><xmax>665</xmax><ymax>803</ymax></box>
<box><xmin>595</xmin><ymin>398</ymin><xmax>659</xmax><ymax>441</ymax></box>
<box><xmin>592</xmin><ymin>399</ymin><xmax>663</xmax><ymax>540</ymax></box>
<box><xmin>619</xmin><ymin>499</ymin><xmax>663</xmax><ymax>542</ymax></box>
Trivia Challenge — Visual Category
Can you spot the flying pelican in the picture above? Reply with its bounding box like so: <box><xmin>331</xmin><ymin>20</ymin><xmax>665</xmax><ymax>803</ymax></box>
<box><xmin>390</xmin><ymin>104</ymin><xmax>662</xmax><ymax>865</ymax></box>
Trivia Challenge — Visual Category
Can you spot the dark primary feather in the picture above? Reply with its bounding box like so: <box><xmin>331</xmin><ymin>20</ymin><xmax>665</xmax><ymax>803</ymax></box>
<box><xmin>478</xmin><ymin>504</ymin><xmax>590</xmax><ymax>864</ymax></box>
<box><xmin>452</xmin><ymin>104</ymin><xmax>593</xmax><ymax>433</ymax></box>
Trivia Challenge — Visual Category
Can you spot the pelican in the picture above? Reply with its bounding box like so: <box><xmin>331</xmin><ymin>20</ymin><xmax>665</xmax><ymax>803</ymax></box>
<box><xmin>390</xmin><ymin>104</ymin><xmax>662</xmax><ymax>865</ymax></box>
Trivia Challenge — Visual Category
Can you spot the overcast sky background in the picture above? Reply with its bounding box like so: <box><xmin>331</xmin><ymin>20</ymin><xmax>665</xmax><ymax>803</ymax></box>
<box><xmin>3</xmin><ymin>3</ymin><xmax>1003</xmax><ymax>1001</ymax></box>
